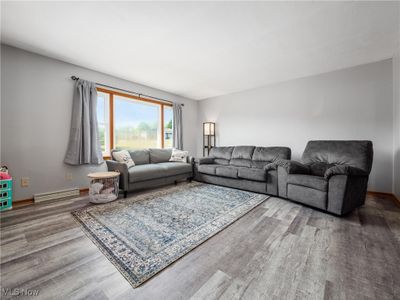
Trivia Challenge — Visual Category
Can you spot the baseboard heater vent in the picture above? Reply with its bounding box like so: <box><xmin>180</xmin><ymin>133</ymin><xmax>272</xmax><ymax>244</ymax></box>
<box><xmin>34</xmin><ymin>187</ymin><xmax>80</xmax><ymax>203</ymax></box>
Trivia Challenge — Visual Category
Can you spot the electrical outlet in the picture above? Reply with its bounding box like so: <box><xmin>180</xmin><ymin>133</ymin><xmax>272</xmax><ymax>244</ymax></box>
<box><xmin>66</xmin><ymin>173</ymin><xmax>73</xmax><ymax>181</ymax></box>
<box><xmin>21</xmin><ymin>177</ymin><xmax>30</xmax><ymax>187</ymax></box>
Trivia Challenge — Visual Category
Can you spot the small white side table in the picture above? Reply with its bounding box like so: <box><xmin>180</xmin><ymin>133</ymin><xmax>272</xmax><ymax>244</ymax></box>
<box><xmin>87</xmin><ymin>172</ymin><xmax>120</xmax><ymax>204</ymax></box>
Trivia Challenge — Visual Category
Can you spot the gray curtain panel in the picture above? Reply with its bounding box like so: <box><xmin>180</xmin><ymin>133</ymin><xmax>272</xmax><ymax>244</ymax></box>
<box><xmin>64</xmin><ymin>79</ymin><xmax>104</xmax><ymax>165</ymax></box>
<box><xmin>172</xmin><ymin>103</ymin><xmax>183</xmax><ymax>150</ymax></box>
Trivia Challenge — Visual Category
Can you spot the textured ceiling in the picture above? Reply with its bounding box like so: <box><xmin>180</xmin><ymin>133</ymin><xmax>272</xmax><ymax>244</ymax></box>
<box><xmin>2</xmin><ymin>1</ymin><xmax>399</xmax><ymax>100</ymax></box>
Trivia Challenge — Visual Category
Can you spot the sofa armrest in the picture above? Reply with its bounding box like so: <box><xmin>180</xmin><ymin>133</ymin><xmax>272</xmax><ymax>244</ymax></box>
<box><xmin>324</xmin><ymin>165</ymin><xmax>368</xmax><ymax>180</ymax></box>
<box><xmin>198</xmin><ymin>157</ymin><xmax>215</xmax><ymax>165</ymax></box>
<box><xmin>270</xmin><ymin>158</ymin><xmax>310</xmax><ymax>174</ymax></box>
<box><xmin>106</xmin><ymin>160</ymin><xmax>129</xmax><ymax>191</ymax></box>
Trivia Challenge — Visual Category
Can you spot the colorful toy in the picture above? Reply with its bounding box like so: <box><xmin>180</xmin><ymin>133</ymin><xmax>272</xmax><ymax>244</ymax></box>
<box><xmin>0</xmin><ymin>166</ymin><xmax>12</xmax><ymax>211</ymax></box>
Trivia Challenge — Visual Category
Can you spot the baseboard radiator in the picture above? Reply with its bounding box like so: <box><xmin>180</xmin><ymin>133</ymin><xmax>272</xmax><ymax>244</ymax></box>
<box><xmin>34</xmin><ymin>187</ymin><xmax>80</xmax><ymax>203</ymax></box>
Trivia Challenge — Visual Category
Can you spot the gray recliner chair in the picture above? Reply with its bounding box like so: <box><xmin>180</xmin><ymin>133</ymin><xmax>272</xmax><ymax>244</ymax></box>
<box><xmin>274</xmin><ymin>140</ymin><xmax>373</xmax><ymax>216</ymax></box>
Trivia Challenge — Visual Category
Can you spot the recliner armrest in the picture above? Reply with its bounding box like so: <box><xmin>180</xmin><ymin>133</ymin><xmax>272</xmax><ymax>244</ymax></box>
<box><xmin>324</xmin><ymin>165</ymin><xmax>368</xmax><ymax>180</ymax></box>
<box><xmin>198</xmin><ymin>157</ymin><xmax>215</xmax><ymax>165</ymax></box>
<box><xmin>270</xmin><ymin>158</ymin><xmax>310</xmax><ymax>174</ymax></box>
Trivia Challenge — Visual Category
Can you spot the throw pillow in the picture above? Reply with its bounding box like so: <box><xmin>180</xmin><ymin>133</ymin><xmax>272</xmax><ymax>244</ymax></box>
<box><xmin>112</xmin><ymin>150</ymin><xmax>135</xmax><ymax>168</ymax></box>
<box><xmin>169</xmin><ymin>149</ymin><xmax>189</xmax><ymax>163</ymax></box>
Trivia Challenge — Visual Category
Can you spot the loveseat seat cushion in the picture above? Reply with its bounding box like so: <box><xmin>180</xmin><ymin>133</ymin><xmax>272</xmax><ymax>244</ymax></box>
<box><xmin>215</xmin><ymin>166</ymin><xmax>239</xmax><ymax>178</ymax></box>
<box><xmin>157</xmin><ymin>162</ymin><xmax>193</xmax><ymax>176</ymax></box>
<box><xmin>149</xmin><ymin>148</ymin><xmax>172</xmax><ymax>163</ymax></box>
<box><xmin>238</xmin><ymin>167</ymin><xmax>266</xmax><ymax>182</ymax></box>
<box><xmin>287</xmin><ymin>174</ymin><xmax>328</xmax><ymax>191</ymax></box>
<box><xmin>128</xmin><ymin>164</ymin><xmax>165</xmax><ymax>182</ymax></box>
<box><xmin>198</xmin><ymin>164</ymin><xmax>219</xmax><ymax>175</ymax></box>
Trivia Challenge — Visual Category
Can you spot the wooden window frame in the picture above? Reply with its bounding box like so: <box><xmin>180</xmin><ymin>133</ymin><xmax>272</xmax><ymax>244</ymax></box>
<box><xmin>97</xmin><ymin>87</ymin><xmax>173</xmax><ymax>159</ymax></box>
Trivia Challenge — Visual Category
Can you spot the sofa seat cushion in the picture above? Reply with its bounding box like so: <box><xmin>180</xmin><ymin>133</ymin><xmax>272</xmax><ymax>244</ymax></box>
<box><xmin>157</xmin><ymin>162</ymin><xmax>192</xmax><ymax>176</ymax></box>
<box><xmin>287</xmin><ymin>174</ymin><xmax>328</xmax><ymax>191</ymax></box>
<box><xmin>198</xmin><ymin>164</ymin><xmax>219</xmax><ymax>175</ymax></box>
<box><xmin>215</xmin><ymin>166</ymin><xmax>239</xmax><ymax>179</ymax></box>
<box><xmin>128</xmin><ymin>164</ymin><xmax>165</xmax><ymax>183</ymax></box>
<box><xmin>238</xmin><ymin>167</ymin><xmax>266</xmax><ymax>182</ymax></box>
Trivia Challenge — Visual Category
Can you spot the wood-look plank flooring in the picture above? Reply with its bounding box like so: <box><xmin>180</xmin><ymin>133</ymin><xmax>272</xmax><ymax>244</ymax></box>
<box><xmin>1</xmin><ymin>183</ymin><xmax>399</xmax><ymax>300</ymax></box>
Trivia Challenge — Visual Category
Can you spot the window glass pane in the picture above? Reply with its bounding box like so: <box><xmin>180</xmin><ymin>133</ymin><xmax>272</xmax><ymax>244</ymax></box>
<box><xmin>114</xmin><ymin>95</ymin><xmax>161</xmax><ymax>149</ymax></box>
<box><xmin>164</xmin><ymin>106</ymin><xmax>173</xmax><ymax>148</ymax></box>
<box><xmin>97</xmin><ymin>92</ymin><xmax>110</xmax><ymax>155</ymax></box>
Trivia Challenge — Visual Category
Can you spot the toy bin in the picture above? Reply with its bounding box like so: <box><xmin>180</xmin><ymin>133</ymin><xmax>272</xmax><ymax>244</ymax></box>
<box><xmin>0</xmin><ymin>178</ymin><xmax>12</xmax><ymax>211</ymax></box>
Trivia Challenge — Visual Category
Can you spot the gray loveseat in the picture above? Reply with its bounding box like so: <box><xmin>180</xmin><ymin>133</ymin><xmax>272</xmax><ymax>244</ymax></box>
<box><xmin>195</xmin><ymin>146</ymin><xmax>291</xmax><ymax>195</ymax></box>
<box><xmin>106</xmin><ymin>148</ymin><xmax>194</xmax><ymax>197</ymax></box>
<box><xmin>273</xmin><ymin>140</ymin><xmax>373</xmax><ymax>215</ymax></box>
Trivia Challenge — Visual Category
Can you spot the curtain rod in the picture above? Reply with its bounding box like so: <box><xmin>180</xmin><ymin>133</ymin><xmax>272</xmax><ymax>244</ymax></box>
<box><xmin>70</xmin><ymin>76</ymin><xmax>183</xmax><ymax>106</ymax></box>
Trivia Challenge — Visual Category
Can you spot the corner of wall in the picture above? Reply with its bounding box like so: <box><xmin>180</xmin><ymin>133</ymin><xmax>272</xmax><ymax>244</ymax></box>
<box><xmin>393</xmin><ymin>48</ymin><xmax>400</xmax><ymax>198</ymax></box>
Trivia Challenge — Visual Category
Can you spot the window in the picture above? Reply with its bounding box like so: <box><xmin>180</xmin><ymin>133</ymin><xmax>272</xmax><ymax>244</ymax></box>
<box><xmin>97</xmin><ymin>92</ymin><xmax>110</xmax><ymax>155</ymax></box>
<box><xmin>96</xmin><ymin>88</ymin><xmax>173</xmax><ymax>157</ymax></box>
<box><xmin>164</xmin><ymin>106</ymin><xmax>173</xmax><ymax>148</ymax></box>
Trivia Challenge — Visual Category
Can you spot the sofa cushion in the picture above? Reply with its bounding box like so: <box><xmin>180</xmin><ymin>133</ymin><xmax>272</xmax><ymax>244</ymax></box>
<box><xmin>128</xmin><ymin>149</ymin><xmax>150</xmax><ymax>165</ymax></box>
<box><xmin>214</xmin><ymin>158</ymin><xmax>230</xmax><ymax>165</ymax></box>
<box><xmin>149</xmin><ymin>148</ymin><xmax>172</xmax><ymax>163</ymax></box>
<box><xmin>215</xmin><ymin>166</ymin><xmax>239</xmax><ymax>179</ymax></box>
<box><xmin>210</xmin><ymin>147</ymin><xmax>234</xmax><ymax>160</ymax></box>
<box><xmin>232</xmin><ymin>146</ymin><xmax>255</xmax><ymax>160</ymax></box>
<box><xmin>308</xmin><ymin>162</ymin><xmax>335</xmax><ymax>177</ymax></box>
<box><xmin>128</xmin><ymin>164</ymin><xmax>165</xmax><ymax>183</ymax></box>
<box><xmin>287</xmin><ymin>174</ymin><xmax>328</xmax><ymax>191</ymax></box>
<box><xmin>252</xmin><ymin>147</ymin><xmax>291</xmax><ymax>162</ymax></box>
<box><xmin>238</xmin><ymin>167</ymin><xmax>266</xmax><ymax>182</ymax></box>
<box><xmin>157</xmin><ymin>162</ymin><xmax>192</xmax><ymax>176</ymax></box>
<box><xmin>198</xmin><ymin>164</ymin><xmax>219</xmax><ymax>175</ymax></box>
<box><xmin>230</xmin><ymin>159</ymin><xmax>252</xmax><ymax>168</ymax></box>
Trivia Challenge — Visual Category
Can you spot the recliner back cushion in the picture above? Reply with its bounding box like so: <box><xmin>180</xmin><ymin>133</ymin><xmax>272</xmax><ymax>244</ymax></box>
<box><xmin>209</xmin><ymin>147</ymin><xmax>234</xmax><ymax>160</ymax></box>
<box><xmin>302</xmin><ymin>140</ymin><xmax>373</xmax><ymax>173</ymax></box>
<box><xmin>149</xmin><ymin>148</ymin><xmax>173</xmax><ymax>163</ymax></box>
<box><xmin>252</xmin><ymin>147</ymin><xmax>291</xmax><ymax>162</ymax></box>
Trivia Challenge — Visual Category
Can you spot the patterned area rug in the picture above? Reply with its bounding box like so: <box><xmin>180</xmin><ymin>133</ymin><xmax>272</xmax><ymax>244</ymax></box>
<box><xmin>72</xmin><ymin>182</ymin><xmax>269</xmax><ymax>288</ymax></box>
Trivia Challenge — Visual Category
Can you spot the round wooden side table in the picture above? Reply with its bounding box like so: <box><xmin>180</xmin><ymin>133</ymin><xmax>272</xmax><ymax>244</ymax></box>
<box><xmin>87</xmin><ymin>171</ymin><xmax>120</xmax><ymax>204</ymax></box>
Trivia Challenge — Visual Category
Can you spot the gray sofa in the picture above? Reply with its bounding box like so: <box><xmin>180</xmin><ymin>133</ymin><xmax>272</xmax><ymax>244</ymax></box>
<box><xmin>106</xmin><ymin>148</ymin><xmax>194</xmax><ymax>197</ymax></box>
<box><xmin>273</xmin><ymin>140</ymin><xmax>373</xmax><ymax>215</ymax></box>
<box><xmin>195</xmin><ymin>146</ymin><xmax>291</xmax><ymax>195</ymax></box>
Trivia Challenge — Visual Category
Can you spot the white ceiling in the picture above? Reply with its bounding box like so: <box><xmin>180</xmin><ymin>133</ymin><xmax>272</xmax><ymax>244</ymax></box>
<box><xmin>1</xmin><ymin>1</ymin><xmax>399</xmax><ymax>100</ymax></box>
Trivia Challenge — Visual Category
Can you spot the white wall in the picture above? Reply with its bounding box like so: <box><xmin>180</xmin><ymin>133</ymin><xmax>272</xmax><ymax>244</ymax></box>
<box><xmin>198</xmin><ymin>60</ymin><xmax>394</xmax><ymax>193</ymax></box>
<box><xmin>393</xmin><ymin>49</ymin><xmax>400</xmax><ymax>198</ymax></box>
<box><xmin>1</xmin><ymin>45</ymin><xmax>198</xmax><ymax>201</ymax></box>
